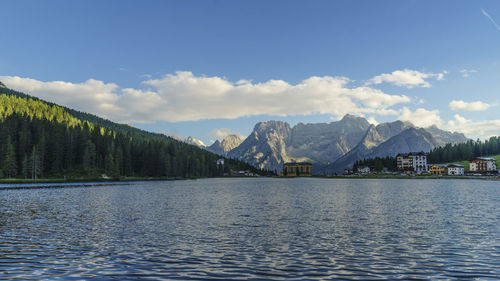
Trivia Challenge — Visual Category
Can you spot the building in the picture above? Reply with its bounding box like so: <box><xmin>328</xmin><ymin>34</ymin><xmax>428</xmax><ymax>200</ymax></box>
<box><xmin>470</xmin><ymin>157</ymin><xmax>497</xmax><ymax>173</ymax></box>
<box><xmin>447</xmin><ymin>164</ymin><xmax>464</xmax><ymax>176</ymax></box>
<box><xmin>216</xmin><ymin>159</ymin><xmax>225</xmax><ymax>165</ymax></box>
<box><xmin>281</xmin><ymin>162</ymin><xmax>312</xmax><ymax>177</ymax></box>
<box><xmin>357</xmin><ymin>166</ymin><xmax>370</xmax><ymax>174</ymax></box>
<box><xmin>428</xmin><ymin>164</ymin><xmax>446</xmax><ymax>175</ymax></box>
<box><xmin>397</xmin><ymin>152</ymin><xmax>428</xmax><ymax>173</ymax></box>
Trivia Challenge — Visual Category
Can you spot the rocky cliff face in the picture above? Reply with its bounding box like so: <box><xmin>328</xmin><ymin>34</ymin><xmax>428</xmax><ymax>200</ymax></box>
<box><xmin>367</xmin><ymin>127</ymin><xmax>440</xmax><ymax>157</ymax></box>
<box><xmin>207</xmin><ymin>134</ymin><xmax>244</xmax><ymax>156</ymax></box>
<box><xmin>287</xmin><ymin>114</ymin><xmax>371</xmax><ymax>163</ymax></box>
<box><xmin>424</xmin><ymin>125</ymin><xmax>469</xmax><ymax>147</ymax></box>
<box><xmin>227</xmin><ymin>121</ymin><xmax>291</xmax><ymax>173</ymax></box>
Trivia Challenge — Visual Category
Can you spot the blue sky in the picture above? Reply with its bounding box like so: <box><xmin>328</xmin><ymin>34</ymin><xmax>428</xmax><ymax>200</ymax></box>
<box><xmin>1</xmin><ymin>0</ymin><xmax>500</xmax><ymax>144</ymax></box>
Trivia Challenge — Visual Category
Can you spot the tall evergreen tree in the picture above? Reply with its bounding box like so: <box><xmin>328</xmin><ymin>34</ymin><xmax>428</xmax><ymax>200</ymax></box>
<box><xmin>3</xmin><ymin>136</ymin><xmax>17</xmax><ymax>178</ymax></box>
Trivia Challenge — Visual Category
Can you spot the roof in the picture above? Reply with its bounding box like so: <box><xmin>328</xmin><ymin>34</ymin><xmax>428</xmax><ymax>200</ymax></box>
<box><xmin>428</xmin><ymin>164</ymin><xmax>447</xmax><ymax>168</ymax></box>
<box><xmin>472</xmin><ymin>157</ymin><xmax>496</xmax><ymax>161</ymax></box>
<box><xmin>448</xmin><ymin>164</ymin><xmax>464</xmax><ymax>168</ymax></box>
<box><xmin>283</xmin><ymin>162</ymin><xmax>312</xmax><ymax>166</ymax></box>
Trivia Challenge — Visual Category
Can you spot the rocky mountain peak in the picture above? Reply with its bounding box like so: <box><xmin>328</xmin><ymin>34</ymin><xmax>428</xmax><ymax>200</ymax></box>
<box><xmin>227</xmin><ymin>121</ymin><xmax>292</xmax><ymax>173</ymax></box>
<box><xmin>424</xmin><ymin>125</ymin><xmax>469</xmax><ymax>146</ymax></box>
<box><xmin>207</xmin><ymin>134</ymin><xmax>244</xmax><ymax>156</ymax></box>
<box><xmin>340</xmin><ymin>113</ymin><xmax>357</xmax><ymax>121</ymax></box>
<box><xmin>254</xmin><ymin>120</ymin><xmax>291</xmax><ymax>136</ymax></box>
<box><xmin>185</xmin><ymin>136</ymin><xmax>206</xmax><ymax>148</ymax></box>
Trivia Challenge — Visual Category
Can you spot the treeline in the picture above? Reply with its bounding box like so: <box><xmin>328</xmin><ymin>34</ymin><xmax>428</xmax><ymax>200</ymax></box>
<box><xmin>0</xmin><ymin>93</ymin><xmax>274</xmax><ymax>179</ymax></box>
<box><xmin>352</xmin><ymin>136</ymin><xmax>500</xmax><ymax>171</ymax></box>
<box><xmin>427</xmin><ymin>137</ymin><xmax>500</xmax><ymax>163</ymax></box>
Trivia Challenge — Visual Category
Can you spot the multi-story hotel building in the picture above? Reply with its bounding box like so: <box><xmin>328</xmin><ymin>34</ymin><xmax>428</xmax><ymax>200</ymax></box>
<box><xmin>397</xmin><ymin>152</ymin><xmax>428</xmax><ymax>173</ymax></box>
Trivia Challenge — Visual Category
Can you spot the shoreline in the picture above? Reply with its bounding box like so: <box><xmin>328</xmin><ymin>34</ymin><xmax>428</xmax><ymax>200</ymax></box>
<box><xmin>1</xmin><ymin>174</ymin><xmax>499</xmax><ymax>190</ymax></box>
<box><xmin>312</xmin><ymin>175</ymin><xmax>500</xmax><ymax>181</ymax></box>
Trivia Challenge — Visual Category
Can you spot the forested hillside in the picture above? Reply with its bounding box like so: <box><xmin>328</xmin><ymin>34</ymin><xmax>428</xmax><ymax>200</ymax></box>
<box><xmin>427</xmin><ymin>137</ymin><xmax>500</xmax><ymax>163</ymax></box>
<box><xmin>0</xmin><ymin>88</ymin><xmax>273</xmax><ymax>179</ymax></box>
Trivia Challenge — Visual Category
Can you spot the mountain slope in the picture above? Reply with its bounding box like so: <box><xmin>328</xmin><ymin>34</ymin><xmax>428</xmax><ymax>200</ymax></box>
<box><xmin>424</xmin><ymin>125</ymin><xmax>469</xmax><ymax>146</ymax></box>
<box><xmin>287</xmin><ymin>114</ymin><xmax>371</xmax><ymax>163</ymax></box>
<box><xmin>227</xmin><ymin>121</ymin><xmax>291</xmax><ymax>173</ymax></box>
<box><xmin>325</xmin><ymin>120</ymin><xmax>414</xmax><ymax>174</ymax></box>
<box><xmin>328</xmin><ymin>127</ymin><xmax>440</xmax><ymax>174</ymax></box>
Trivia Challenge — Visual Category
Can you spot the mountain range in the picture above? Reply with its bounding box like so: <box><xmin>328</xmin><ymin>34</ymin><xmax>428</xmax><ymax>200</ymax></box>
<box><xmin>202</xmin><ymin>114</ymin><xmax>469</xmax><ymax>174</ymax></box>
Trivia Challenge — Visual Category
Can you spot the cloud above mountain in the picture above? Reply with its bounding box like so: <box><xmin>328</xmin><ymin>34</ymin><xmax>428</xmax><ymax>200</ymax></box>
<box><xmin>449</xmin><ymin>100</ymin><xmax>491</xmax><ymax>111</ymax></box>
<box><xmin>1</xmin><ymin>72</ymin><xmax>410</xmax><ymax>123</ymax></box>
<box><xmin>366</xmin><ymin>69</ymin><xmax>447</xmax><ymax>88</ymax></box>
<box><xmin>212</xmin><ymin>128</ymin><xmax>244</xmax><ymax>140</ymax></box>
<box><xmin>2</xmin><ymin>71</ymin><xmax>499</xmax><ymax>139</ymax></box>
<box><xmin>398</xmin><ymin>107</ymin><xmax>443</xmax><ymax>128</ymax></box>
<box><xmin>448</xmin><ymin>114</ymin><xmax>500</xmax><ymax>139</ymax></box>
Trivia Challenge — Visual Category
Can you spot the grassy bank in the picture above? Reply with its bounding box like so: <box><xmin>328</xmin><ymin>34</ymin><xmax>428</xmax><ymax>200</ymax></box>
<box><xmin>445</xmin><ymin>154</ymin><xmax>500</xmax><ymax>172</ymax></box>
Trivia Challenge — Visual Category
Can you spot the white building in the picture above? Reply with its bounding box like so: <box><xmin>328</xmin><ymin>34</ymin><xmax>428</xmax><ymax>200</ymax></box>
<box><xmin>470</xmin><ymin>157</ymin><xmax>497</xmax><ymax>173</ymax></box>
<box><xmin>397</xmin><ymin>152</ymin><xmax>428</xmax><ymax>173</ymax></box>
<box><xmin>447</xmin><ymin>164</ymin><xmax>464</xmax><ymax>176</ymax></box>
<box><xmin>357</xmin><ymin>166</ymin><xmax>370</xmax><ymax>174</ymax></box>
<box><xmin>216</xmin><ymin>159</ymin><xmax>225</xmax><ymax>165</ymax></box>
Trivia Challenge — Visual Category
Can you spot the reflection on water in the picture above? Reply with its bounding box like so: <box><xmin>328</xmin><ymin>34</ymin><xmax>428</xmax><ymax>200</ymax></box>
<box><xmin>1</xmin><ymin>178</ymin><xmax>499</xmax><ymax>280</ymax></box>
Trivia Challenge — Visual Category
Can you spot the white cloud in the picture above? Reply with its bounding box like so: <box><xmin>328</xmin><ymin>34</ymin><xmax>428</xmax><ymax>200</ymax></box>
<box><xmin>398</xmin><ymin>107</ymin><xmax>443</xmax><ymax>127</ymax></box>
<box><xmin>459</xmin><ymin>69</ymin><xmax>477</xmax><ymax>78</ymax></box>
<box><xmin>449</xmin><ymin>100</ymin><xmax>491</xmax><ymax>111</ymax></box>
<box><xmin>0</xmin><ymin>72</ymin><xmax>411</xmax><ymax>123</ymax></box>
<box><xmin>212</xmin><ymin>128</ymin><xmax>244</xmax><ymax>140</ymax></box>
<box><xmin>447</xmin><ymin>114</ymin><xmax>500</xmax><ymax>139</ymax></box>
<box><xmin>366</xmin><ymin>69</ymin><xmax>447</xmax><ymax>88</ymax></box>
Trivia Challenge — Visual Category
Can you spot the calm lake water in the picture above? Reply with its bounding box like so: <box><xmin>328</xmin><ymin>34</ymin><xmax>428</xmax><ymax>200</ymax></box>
<box><xmin>1</xmin><ymin>178</ymin><xmax>499</xmax><ymax>280</ymax></box>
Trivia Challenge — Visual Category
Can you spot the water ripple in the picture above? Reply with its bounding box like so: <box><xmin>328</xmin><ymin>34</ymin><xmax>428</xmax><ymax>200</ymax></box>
<box><xmin>1</xmin><ymin>178</ymin><xmax>499</xmax><ymax>280</ymax></box>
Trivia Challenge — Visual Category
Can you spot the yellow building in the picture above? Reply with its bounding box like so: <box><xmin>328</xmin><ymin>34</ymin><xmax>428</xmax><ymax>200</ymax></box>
<box><xmin>428</xmin><ymin>164</ymin><xmax>446</xmax><ymax>175</ymax></box>
<box><xmin>281</xmin><ymin>162</ymin><xmax>312</xmax><ymax>177</ymax></box>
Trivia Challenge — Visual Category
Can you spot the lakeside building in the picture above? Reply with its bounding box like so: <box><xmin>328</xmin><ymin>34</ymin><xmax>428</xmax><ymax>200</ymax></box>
<box><xmin>281</xmin><ymin>162</ymin><xmax>312</xmax><ymax>177</ymax></box>
<box><xmin>396</xmin><ymin>152</ymin><xmax>428</xmax><ymax>173</ymax></box>
<box><xmin>447</xmin><ymin>164</ymin><xmax>464</xmax><ymax>176</ymax></box>
<box><xmin>470</xmin><ymin>157</ymin><xmax>497</xmax><ymax>173</ymax></box>
<box><xmin>428</xmin><ymin>164</ymin><xmax>447</xmax><ymax>175</ymax></box>
<box><xmin>357</xmin><ymin>166</ymin><xmax>371</xmax><ymax>174</ymax></box>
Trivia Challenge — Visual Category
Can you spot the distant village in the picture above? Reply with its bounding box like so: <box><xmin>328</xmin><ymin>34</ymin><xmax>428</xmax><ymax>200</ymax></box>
<box><xmin>277</xmin><ymin>152</ymin><xmax>498</xmax><ymax>178</ymax></box>
<box><xmin>347</xmin><ymin>152</ymin><xmax>498</xmax><ymax>177</ymax></box>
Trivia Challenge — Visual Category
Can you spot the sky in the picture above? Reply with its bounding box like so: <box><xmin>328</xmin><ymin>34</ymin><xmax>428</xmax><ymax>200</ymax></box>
<box><xmin>1</xmin><ymin>0</ymin><xmax>500</xmax><ymax>144</ymax></box>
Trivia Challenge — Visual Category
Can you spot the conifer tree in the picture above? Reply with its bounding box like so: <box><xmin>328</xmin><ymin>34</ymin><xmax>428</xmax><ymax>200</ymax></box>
<box><xmin>30</xmin><ymin>146</ymin><xmax>42</xmax><ymax>180</ymax></box>
<box><xmin>3</xmin><ymin>136</ymin><xmax>17</xmax><ymax>178</ymax></box>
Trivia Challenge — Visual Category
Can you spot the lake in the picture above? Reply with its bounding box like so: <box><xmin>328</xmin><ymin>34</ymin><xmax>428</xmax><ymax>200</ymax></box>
<box><xmin>1</xmin><ymin>178</ymin><xmax>499</xmax><ymax>280</ymax></box>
